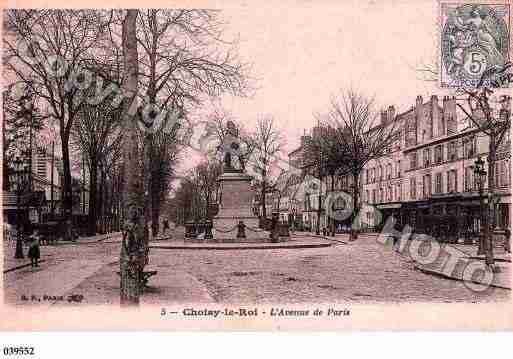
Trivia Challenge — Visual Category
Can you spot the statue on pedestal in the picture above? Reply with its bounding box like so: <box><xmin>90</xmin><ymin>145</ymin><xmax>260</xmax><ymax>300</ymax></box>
<box><xmin>220</xmin><ymin>120</ymin><xmax>245</xmax><ymax>172</ymax></box>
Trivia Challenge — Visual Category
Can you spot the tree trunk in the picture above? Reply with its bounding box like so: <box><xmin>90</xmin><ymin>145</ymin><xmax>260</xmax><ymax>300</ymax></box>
<box><xmin>485</xmin><ymin>138</ymin><xmax>496</xmax><ymax>268</ymax></box>
<box><xmin>261</xmin><ymin>181</ymin><xmax>267</xmax><ymax>220</ymax></box>
<box><xmin>350</xmin><ymin>172</ymin><xmax>360</xmax><ymax>241</ymax></box>
<box><xmin>99</xmin><ymin>164</ymin><xmax>106</xmax><ymax>234</ymax></box>
<box><xmin>88</xmin><ymin>159</ymin><xmax>98</xmax><ymax>236</ymax></box>
<box><xmin>61</xmin><ymin>133</ymin><xmax>73</xmax><ymax>240</ymax></box>
<box><xmin>330</xmin><ymin>175</ymin><xmax>335</xmax><ymax>236</ymax></box>
<box><xmin>316</xmin><ymin>173</ymin><xmax>322</xmax><ymax>236</ymax></box>
<box><xmin>120</xmin><ymin>9</ymin><xmax>143</xmax><ymax>307</ymax></box>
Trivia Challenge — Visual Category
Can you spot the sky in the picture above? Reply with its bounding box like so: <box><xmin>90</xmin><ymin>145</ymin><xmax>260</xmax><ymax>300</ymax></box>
<box><xmin>212</xmin><ymin>0</ymin><xmax>451</xmax><ymax>157</ymax></box>
<box><xmin>4</xmin><ymin>1</ymin><xmax>501</xmax><ymax>180</ymax></box>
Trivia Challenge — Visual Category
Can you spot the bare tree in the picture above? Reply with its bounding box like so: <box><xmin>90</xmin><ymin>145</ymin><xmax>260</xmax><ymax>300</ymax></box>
<box><xmin>71</xmin><ymin>85</ymin><xmax>123</xmax><ymax>235</ymax></box>
<box><xmin>146</xmin><ymin>131</ymin><xmax>180</xmax><ymax>237</ymax></box>
<box><xmin>195</xmin><ymin>160</ymin><xmax>223</xmax><ymax>220</ymax></box>
<box><xmin>3</xmin><ymin>10</ymin><xmax>111</xmax><ymax>227</ymax></box>
<box><xmin>2</xmin><ymin>86</ymin><xmax>44</xmax><ymax>191</ymax></box>
<box><xmin>134</xmin><ymin>10</ymin><xmax>250</xmax><ymax>236</ymax></box>
<box><xmin>304</xmin><ymin>123</ymin><xmax>350</xmax><ymax>236</ymax></box>
<box><xmin>248</xmin><ymin>115</ymin><xmax>283</xmax><ymax>220</ymax></box>
<box><xmin>119</xmin><ymin>9</ymin><xmax>144</xmax><ymax>306</ymax></box>
<box><xmin>322</xmin><ymin>90</ymin><xmax>399</xmax><ymax>240</ymax></box>
<box><xmin>456</xmin><ymin>87</ymin><xmax>511</xmax><ymax>269</ymax></box>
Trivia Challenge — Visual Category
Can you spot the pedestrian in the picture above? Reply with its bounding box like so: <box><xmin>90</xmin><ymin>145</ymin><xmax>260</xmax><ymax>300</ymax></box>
<box><xmin>27</xmin><ymin>229</ymin><xmax>41</xmax><ymax>268</ymax></box>
<box><xmin>504</xmin><ymin>228</ymin><xmax>511</xmax><ymax>253</ymax></box>
<box><xmin>163</xmin><ymin>219</ymin><xmax>170</xmax><ymax>234</ymax></box>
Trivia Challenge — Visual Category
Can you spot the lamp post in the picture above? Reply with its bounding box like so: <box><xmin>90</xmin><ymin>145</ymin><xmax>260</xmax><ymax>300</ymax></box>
<box><xmin>13</xmin><ymin>156</ymin><xmax>29</xmax><ymax>259</ymax></box>
<box><xmin>472</xmin><ymin>157</ymin><xmax>487</xmax><ymax>255</ymax></box>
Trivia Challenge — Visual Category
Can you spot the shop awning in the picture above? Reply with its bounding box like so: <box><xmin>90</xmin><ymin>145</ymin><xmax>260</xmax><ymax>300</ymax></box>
<box><xmin>377</xmin><ymin>203</ymin><xmax>402</xmax><ymax>209</ymax></box>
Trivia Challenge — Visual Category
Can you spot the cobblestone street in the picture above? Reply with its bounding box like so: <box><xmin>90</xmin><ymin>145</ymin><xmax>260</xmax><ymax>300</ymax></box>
<box><xmin>3</xmin><ymin>232</ymin><xmax>510</xmax><ymax>305</ymax></box>
<box><xmin>148</xmin><ymin>234</ymin><xmax>510</xmax><ymax>304</ymax></box>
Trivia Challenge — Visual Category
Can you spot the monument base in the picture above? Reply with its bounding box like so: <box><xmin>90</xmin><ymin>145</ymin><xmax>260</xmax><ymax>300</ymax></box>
<box><xmin>213</xmin><ymin>171</ymin><xmax>269</xmax><ymax>241</ymax></box>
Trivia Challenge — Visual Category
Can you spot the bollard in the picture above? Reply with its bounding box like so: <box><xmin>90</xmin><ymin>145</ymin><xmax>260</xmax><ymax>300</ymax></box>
<box><xmin>236</xmin><ymin>220</ymin><xmax>246</xmax><ymax>239</ymax></box>
<box><xmin>205</xmin><ymin>220</ymin><xmax>213</xmax><ymax>240</ymax></box>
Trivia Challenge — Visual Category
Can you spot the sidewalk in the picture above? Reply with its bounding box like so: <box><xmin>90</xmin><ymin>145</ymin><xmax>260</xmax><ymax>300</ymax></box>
<box><xmin>2</xmin><ymin>231</ymin><xmax>122</xmax><ymax>273</ymax></box>
<box><xmin>4</xmin><ymin>258</ymin><xmax>115</xmax><ymax>306</ymax></box>
<box><xmin>57</xmin><ymin>231</ymin><xmax>122</xmax><ymax>245</ymax></box>
<box><xmin>394</xmin><ymin>238</ymin><xmax>512</xmax><ymax>290</ymax></box>
<box><xmin>39</xmin><ymin>254</ymin><xmax>215</xmax><ymax>306</ymax></box>
<box><xmin>150</xmin><ymin>238</ymin><xmax>333</xmax><ymax>250</ymax></box>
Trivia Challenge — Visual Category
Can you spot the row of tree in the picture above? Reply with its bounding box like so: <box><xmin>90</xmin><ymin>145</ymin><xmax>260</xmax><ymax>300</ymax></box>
<box><xmin>3</xmin><ymin>9</ymin><xmax>249</xmax><ymax>240</ymax></box>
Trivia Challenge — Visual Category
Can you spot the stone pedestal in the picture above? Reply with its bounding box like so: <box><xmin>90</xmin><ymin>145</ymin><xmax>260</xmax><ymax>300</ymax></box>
<box><xmin>213</xmin><ymin>171</ymin><xmax>268</xmax><ymax>241</ymax></box>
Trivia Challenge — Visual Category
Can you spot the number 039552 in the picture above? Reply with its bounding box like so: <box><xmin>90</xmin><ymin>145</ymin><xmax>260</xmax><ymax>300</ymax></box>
<box><xmin>2</xmin><ymin>347</ymin><xmax>35</xmax><ymax>356</ymax></box>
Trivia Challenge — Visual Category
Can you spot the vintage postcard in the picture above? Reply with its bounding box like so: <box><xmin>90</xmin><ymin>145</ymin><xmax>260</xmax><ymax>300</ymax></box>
<box><xmin>0</xmin><ymin>0</ymin><xmax>512</xmax><ymax>332</ymax></box>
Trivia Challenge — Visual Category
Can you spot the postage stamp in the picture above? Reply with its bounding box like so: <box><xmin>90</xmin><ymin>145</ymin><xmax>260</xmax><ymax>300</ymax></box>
<box><xmin>440</xmin><ymin>2</ymin><xmax>511</xmax><ymax>88</ymax></box>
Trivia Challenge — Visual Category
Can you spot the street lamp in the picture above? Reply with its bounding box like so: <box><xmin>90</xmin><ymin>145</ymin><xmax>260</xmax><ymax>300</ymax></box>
<box><xmin>13</xmin><ymin>156</ymin><xmax>29</xmax><ymax>259</ymax></box>
<box><xmin>472</xmin><ymin>157</ymin><xmax>487</xmax><ymax>255</ymax></box>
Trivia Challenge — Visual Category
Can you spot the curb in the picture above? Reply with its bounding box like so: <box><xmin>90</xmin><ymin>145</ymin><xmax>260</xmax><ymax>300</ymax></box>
<box><xmin>414</xmin><ymin>265</ymin><xmax>511</xmax><ymax>290</ymax></box>
<box><xmin>465</xmin><ymin>256</ymin><xmax>511</xmax><ymax>263</ymax></box>
<box><xmin>3</xmin><ymin>259</ymin><xmax>47</xmax><ymax>274</ymax></box>
<box><xmin>150</xmin><ymin>242</ymin><xmax>333</xmax><ymax>250</ymax></box>
<box><xmin>50</xmin><ymin>233</ymin><xmax>122</xmax><ymax>246</ymax></box>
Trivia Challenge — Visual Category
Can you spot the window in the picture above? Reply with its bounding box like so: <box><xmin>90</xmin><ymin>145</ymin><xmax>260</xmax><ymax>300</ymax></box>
<box><xmin>423</xmin><ymin>174</ymin><xmax>432</xmax><ymax>198</ymax></box>
<box><xmin>410</xmin><ymin>177</ymin><xmax>416</xmax><ymax>200</ymax></box>
<box><xmin>495</xmin><ymin>162</ymin><xmax>500</xmax><ymax>188</ymax></box>
<box><xmin>410</xmin><ymin>151</ymin><xmax>418</xmax><ymax>170</ymax></box>
<box><xmin>434</xmin><ymin>145</ymin><xmax>443</xmax><ymax>164</ymax></box>
<box><xmin>435</xmin><ymin>173</ymin><xmax>442</xmax><ymax>194</ymax></box>
<box><xmin>379</xmin><ymin>166</ymin><xmax>383</xmax><ymax>181</ymax></box>
<box><xmin>372</xmin><ymin>189</ymin><xmax>376</xmax><ymax>204</ymax></box>
<box><xmin>397</xmin><ymin>160</ymin><xmax>401</xmax><ymax>178</ymax></box>
<box><xmin>463</xmin><ymin>136</ymin><xmax>476</xmax><ymax>159</ymax></box>
<box><xmin>396</xmin><ymin>183</ymin><xmax>402</xmax><ymax>201</ymax></box>
<box><xmin>365</xmin><ymin>169</ymin><xmax>369</xmax><ymax>184</ymax></box>
<box><xmin>447</xmin><ymin>170</ymin><xmax>457</xmax><ymax>193</ymax></box>
<box><xmin>379</xmin><ymin>188</ymin><xmax>383</xmax><ymax>203</ymax></box>
<box><xmin>388</xmin><ymin>185</ymin><xmax>392</xmax><ymax>202</ymax></box>
<box><xmin>423</xmin><ymin>148</ymin><xmax>431</xmax><ymax>167</ymax></box>
<box><xmin>365</xmin><ymin>190</ymin><xmax>369</xmax><ymax>203</ymax></box>
<box><xmin>499</xmin><ymin>160</ymin><xmax>510</xmax><ymax>188</ymax></box>
<box><xmin>464</xmin><ymin>166</ymin><xmax>473</xmax><ymax>192</ymax></box>
<box><xmin>387</xmin><ymin>164</ymin><xmax>392</xmax><ymax>179</ymax></box>
<box><xmin>505</xmin><ymin>160</ymin><xmax>510</xmax><ymax>187</ymax></box>
<box><xmin>448</xmin><ymin>141</ymin><xmax>457</xmax><ymax>161</ymax></box>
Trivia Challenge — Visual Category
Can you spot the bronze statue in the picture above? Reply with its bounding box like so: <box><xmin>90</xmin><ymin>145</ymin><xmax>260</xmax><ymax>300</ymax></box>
<box><xmin>220</xmin><ymin>120</ymin><xmax>243</xmax><ymax>172</ymax></box>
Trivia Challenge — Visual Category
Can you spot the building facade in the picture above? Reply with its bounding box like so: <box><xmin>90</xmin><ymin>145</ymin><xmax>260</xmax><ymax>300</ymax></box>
<box><xmin>361</xmin><ymin>95</ymin><xmax>511</xmax><ymax>240</ymax></box>
<box><xmin>285</xmin><ymin>94</ymin><xmax>510</xmax><ymax>239</ymax></box>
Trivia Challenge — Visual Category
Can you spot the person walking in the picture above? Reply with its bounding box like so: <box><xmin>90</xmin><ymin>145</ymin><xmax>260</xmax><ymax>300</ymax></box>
<box><xmin>27</xmin><ymin>229</ymin><xmax>41</xmax><ymax>268</ymax></box>
<box><xmin>163</xmin><ymin>219</ymin><xmax>170</xmax><ymax>234</ymax></box>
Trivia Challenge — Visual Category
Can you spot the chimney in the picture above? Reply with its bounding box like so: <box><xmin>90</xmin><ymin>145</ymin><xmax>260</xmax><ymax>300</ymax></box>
<box><xmin>416</xmin><ymin>95</ymin><xmax>423</xmax><ymax>106</ymax></box>
<box><xmin>443</xmin><ymin>96</ymin><xmax>457</xmax><ymax>134</ymax></box>
<box><xmin>431</xmin><ymin>95</ymin><xmax>439</xmax><ymax>137</ymax></box>
<box><xmin>387</xmin><ymin>105</ymin><xmax>396</xmax><ymax>123</ymax></box>
<box><xmin>312</xmin><ymin>126</ymin><xmax>322</xmax><ymax>139</ymax></box>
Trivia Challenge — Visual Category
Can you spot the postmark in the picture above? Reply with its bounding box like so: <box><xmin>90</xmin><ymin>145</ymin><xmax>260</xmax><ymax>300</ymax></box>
<box><xmin>440</xmin><ymin>2</ymin><xmax>510</xmax><ymax>88</ymax></box>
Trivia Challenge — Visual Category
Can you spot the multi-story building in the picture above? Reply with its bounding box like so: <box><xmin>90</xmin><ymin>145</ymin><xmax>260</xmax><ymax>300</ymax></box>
<box><xmin>362</xmin><ymin>95</ymin><xmax>511</xmax><ymax>240</ymax></box>
<box><xmin>285</xmin><ymin>94</ymin><xmax>510</xmax><ymax>238</ymax></box>
<box><xmin>3</xmin><ymin>144</ymin><xmax>90</xmax><ymax>226</ymax></box>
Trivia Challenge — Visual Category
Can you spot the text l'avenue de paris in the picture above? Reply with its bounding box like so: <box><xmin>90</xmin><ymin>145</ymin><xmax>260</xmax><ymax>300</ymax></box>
<box><xmin>161</xmin><ymin>307</ymin><xmax>351</xmax><ymax>318</ymax></box>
